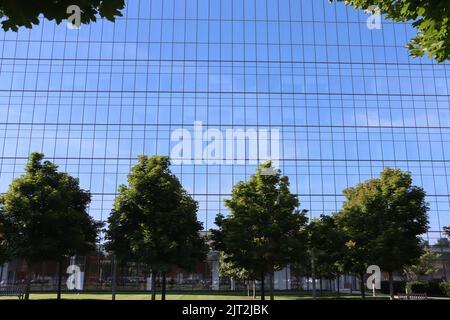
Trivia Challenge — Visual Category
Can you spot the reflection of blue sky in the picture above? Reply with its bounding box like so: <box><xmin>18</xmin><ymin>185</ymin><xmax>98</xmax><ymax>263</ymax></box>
<box><xmin>0</xmin><ymin>0</ymin><xmax>449</xmax><ymax>240</ymax></box>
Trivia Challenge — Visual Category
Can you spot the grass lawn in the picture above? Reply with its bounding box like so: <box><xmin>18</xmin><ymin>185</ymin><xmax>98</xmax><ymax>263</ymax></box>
<box><xmin>0</xmin><ymin>292</ymin><xmax>391</xmax><ymax>300</ymax></box>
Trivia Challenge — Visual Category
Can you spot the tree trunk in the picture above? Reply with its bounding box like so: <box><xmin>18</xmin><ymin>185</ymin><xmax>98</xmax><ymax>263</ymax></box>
<box><xmin>260</xmin><ymin>272</ymin><xmax>265</xmax><ymax>300</ymax></box>
<box><xmin>337</xmin><ymin>276</ymin><xmax>340</xmax><ymax>298</ymax></box>
<box><xmin>161</xmin><ymin>272</ymin><xmax>167</xmax><ymax>301</ymax></box>
<box><xmin>269</xmin><ymin>269</ymin><xmax>274</xmax><ymax>301</ymax></box>
<box><xmin>24</xmin><ymin>262</ymin><xmax>32</xmax><ymax>300</ymax></box>
<box><xmin>57</xmin><ymin>259</ymin><xmax>63</xmax><ymax>300</ymax></box>
<box><xmin>350</xmin><ymin>274</ymin><xmax>353</xmax><ymax>294</ymax></box>
<box><xmin>359</xmin><ymin>273</ymin><xmax>366</xmax><ymax>299</ymax></box>
<box><xmin>111</xmin><ymin>256</ymin><xmax>117</xmax><ymax>301</ymax></box>
<box><xmin>151</xmin><ymin>271</ymin><xmax>157</xmax><ymax>301</ymax></box>
<box><xmin>319</xmin><ymin>277</ymin><xmax>323</xmax><ymax>295</ymax></box>
<box><xmin>252</xmin><ymin>280</ymin><xmax>256</xmax><ymax>299</ymax></box>
<box><xmin>388</xmin><ymin>271</ymin><xmax>394</xmax><ymax>300</ymax></box>
<box><xmin>311</xmin><ymin>250</ymin><xmax>317</xmax><ymax>300</ymax></box>
<box><xmin>246</xmin><ymin>280</ymin><xmax>250</xmax><ymax>297</ymax></box>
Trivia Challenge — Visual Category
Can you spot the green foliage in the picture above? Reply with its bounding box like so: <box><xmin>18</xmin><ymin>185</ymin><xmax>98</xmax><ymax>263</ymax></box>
<box><xmin>331</xmin><ymin>0</ymin><xmax>450</xmax><ymax>62</ymax></box>
<box><xmin>308</xmin><ymin>214</ymin><xmax>346</xmax><ymax>279</ymax></box>
<box><xmin>435</xmin><ymin>237</ymin><xmax>450</xmax><ymax>248</ymax></box>
<box><xmin>105</xmin><ymin>155</ymin><xmax>207</xmax><ymax>273</ymax></box>
<box><xmin>0</xmin><ymin>152</ymin><xmax>100</xmax><ymax>263</ymax></box>
<box><xmin>0</xmin><ymin>0</ymin><xmax>124</xmax><ymax>31</ymax></box>
<box><xmin>406</xmin><ymin>281</ymin><xmax>428</xmax><ymax>293</ymax></box>
<box><xmin>335</xmin><ymin>168</ymin><xmax>429</xmax><ymax>278</ymax></box>
<box><xmin>211</xmin><ymin>161</ymin><xmax>308</xmax><ymax>280</ymax></box>
<box><xmin>439</xmin><ymin>281</ymin><xmax>450</xmax><ymax>297</ymax></box>
<box><xmin>0</xmin><ymin>230</ymin><xmax>7</xmax><ymax>263</ymax></box>
<box><xmin>444</xmin><ymin>226</ymin><xmax>450</xmax><ymax>237</ymax></box>
<box><xmin>218</xmin><ymin>252</ymin><xmax>251</xmax><ymax>280</ymax></box>
<box><xmin>404</xmin><ymin>247</ymin><xmax>440</xmax><ymax>281</ymax></box>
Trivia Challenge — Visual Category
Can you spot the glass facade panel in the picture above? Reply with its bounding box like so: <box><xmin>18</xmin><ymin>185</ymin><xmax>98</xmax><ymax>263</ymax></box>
<box><xmin>0</xmin><ymin>0</ymin><xmax>449</xmax><ymax>245</ymax></box>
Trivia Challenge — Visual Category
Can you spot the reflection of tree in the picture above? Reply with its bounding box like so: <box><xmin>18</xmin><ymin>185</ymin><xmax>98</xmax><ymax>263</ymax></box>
<box><xmin>0</xmin><ymin>0</ymin><xmax>125</xmax><ymax>31</ymax></box>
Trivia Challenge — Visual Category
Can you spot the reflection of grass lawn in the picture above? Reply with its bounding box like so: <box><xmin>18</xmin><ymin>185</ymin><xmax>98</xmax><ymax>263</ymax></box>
<box><xmin>0</xmin><ymin>292</ymin><xmax>391</xmax><ymax>300</ymax></box>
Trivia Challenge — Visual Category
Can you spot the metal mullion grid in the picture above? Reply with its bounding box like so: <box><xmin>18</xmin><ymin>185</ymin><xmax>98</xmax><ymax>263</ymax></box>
<box><xmin>230</xmin><ymin>0</ymin><xmax>234</xmax><ymax>198</ymax></box>
<box><xmin>106</xmin><ymin>13</ymin><xmax>118</xmax><ymax>230</ymax></box>
<box><xmin>328</xmin><ymin>1</ymin><xmax>341</xmax><ymax>212</ymax></box>
<box><xmin>129</xmin><ymin>1</ymin><xmax>142</xmax><ymax>203</ymax></box>
<box><xmin>253</xmin><ymin>0</ymin><xmax>261</xmax><ymax>173</ymax></box>
<box><xmin>1</xmin><ymin>87</ymin><xmax>449</xmax><ymax>98</ymax></box>
<box><xmin>155</xmin><ymin>1</ymin><xmax>164</xmax><ymax>159</ymax></box>
<box><xmin>342</xmin><ymin>7</ymin><xmax>361</xmax><ymax>196</ymax></box>
<box><xmin>113</xmin><ymin>5</ymin><xmax>130</xmax><ymax>203</ymax></box>
<box><xmin>82</xmin><ymin>23</ymin><xmax>96</xmax><ymax>222</ymax></box>
<box><xmin>180</xmin><ymin>0</ymin><xmax>188</xmax><ymax>200</ymax></box>
<box><xmin>218</xmin><ymin>0</ymin><xmax>223</xmax><ymax>221</ymax></box>
<box><xmin>310</xmin><ymin>3</ymin><xmax>323</xmax><ymax>216</ymax></box>
<box><xmin>5</xmin><ymin>31</ymin><xmax>21</xmax><ymax>182</ymax></box>
<box><xmin>204</xmin><ymin>0</ymin><xmax>211</xmax><ymax>230</ymax></box>
<box><xmin>437</xmin><ymin>57</ymin><xmax>450</xmax><ymax>236</ymax></box>
<box><xmin>287</xmin><ymin>0</ymin><xmax>299</xmax><ymax>204</ymax></box>
<box><xmin>242</xmin><ymin>0</ymin><xmax>247</xmax><ymax>186</ymax></box>
<box><xmin>391</xmin><ymin>24</ymin><xmax>410</xmax><ymax>176</ymax></box>
<box><xmin>276</xmin><ymin>0</ymin><xmax>285</xmax><ymax>180</ymax></box>
<box><xmin>52</xmin><ymin>25</ymin><xmax>68</xmax><ymax>166</ymax></box>
<box><xmin>4</xmin><ymin>55</ymin><xmax>448</xmax><ymax>68</ymax></box>
<box><xmin>428</xmin><ymin>62</ymin><xmax>443</xmax><ymax>236</ymax></box>
<box><xmin>319</xmin><ymin>0</ymin><xmax>330</xmax><ymax>214</ymax></box>
<box><xmin>143</xmin><ymin>1</ymin><xmax>153</xmax><ymax>157</ymax></box>
<box><xmin>24</xmin><ymin>28</ymin><xmax>35</xmax><ymax>162</ymax></box>
<box><xmin>299</xmin><ymin>0</ymin><xmax>311</xmax><ymax>217</ymax></box>
<box><xmin>0</xmin><ymin>30</ymin><xmax>7</xmax><ymax>178</ymax></box>
<box><xmin>93</xmin><ymin>20</ymin><xmax>105</xmax><ymax>234</ymax></box>
<box><xmin>264</xmin><ymin>0</ymin><xmax>272</xmax><ymax>173</ymax></box>
<box><xmin>432</xmin><ymin>62</ymin><xmax>450</xmax><ymax>236</ymax></box>
<box><xmin>35</xmin><ymin>19</ymin><xmax>56</xmax><ymax>165</ymax></box>
<box><xmin>193</xmin><ymin>0</ymin><xmax>199</xmax><ymax>218</ymax></box>
<box><xmin>355</xmin><ymin>8</ymin><xmax>374</xmax><ymax>183</ymax></box>
<box><xmin>85</xmin><ymin>35</ymin><xmax>97</xmax><ymax>228</ymax></box>
<box><xmin>379</xmin><ymin>5</ymin><xmax>398</xmax><ymax>174</ymax></box>
<box><xmin>36</xmin><ymin>19</ymin><xmax>54</xmax><ymax>163</ymax></box>
<box><xmin>364</xmin><ymin>7</ymin><xmax>384</xmax><ymax>183</ymax></box>
<box><xmin>64</xmin><ymin>25</ymin><xmax>76</xmax><ymax>175</ymax></box>
<box><xmin>411</xmin><ymin>42</ymin><xmax>429</xmax><ymax>242</ymax></box>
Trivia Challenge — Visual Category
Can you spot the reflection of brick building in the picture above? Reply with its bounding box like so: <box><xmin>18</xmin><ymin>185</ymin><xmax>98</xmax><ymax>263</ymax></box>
<box><xmin>0</xmin><ymin>252</ymin><xmax>218</xmax><ymax>292</ymax></box>
<box><xmin>1</xmin><ymin>245</ymin><xmax>448</xmax><ymax>292</ymax></box>
<box><xmin>430</xmin><ymin>246</ymin><xmax>450</xmax><ymax>281</ymax></box>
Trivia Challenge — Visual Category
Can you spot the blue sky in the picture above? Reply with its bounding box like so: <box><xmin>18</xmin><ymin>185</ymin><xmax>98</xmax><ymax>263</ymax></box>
<box><xmin>0</xmin><ymin>0</ymin><xmax>449</xmax><ymax>241</ymax></box>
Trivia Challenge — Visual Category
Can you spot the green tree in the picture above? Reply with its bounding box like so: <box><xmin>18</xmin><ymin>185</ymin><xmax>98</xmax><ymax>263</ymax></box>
<box><xmin>444</xmin><ymin>226</ymin><xmax>450</xmax><ymax>237</ymax></box>
<box><xmin>331</xmin><ymin>0</ymin><xmax>450</xmax><ymax>62</ymax></box>
<box><xmin>0</xmin><ymin>152</ymin><xmax>100</xmax><ymax>299</ymax></box>
<box><xmin>218</xmin><ymin>252</ymin><xmax>256</xmax><ymax>297</ymax></box>
<box><xmin>308</xmin><ymin>214</ymin><xmax>346</xmax><ymax>296</ymax></box>
<box><xmin>105</xmin><ymin>155</ymin><xmax>207</xmax><ymax>301</ymax></box>
<box><xmin>404</xmin><ymin>247</ymin><xmax>440</xmax><ymax>281</ymax></box>
<box><xmin>0</xmin><ymin>0</ymin><xmax>124</xmax><ymax>31</ymax></box>
<box><xmin>211</xmin><ymin>161</ymin><xmax>308</xmax><ymax>300</ymax></box>
<box><xmin>335</xmin><ymin>168</ymin><xmax>429</xmax><ymax>300</ymax></box>
<box><xmin>435</xmin><ymin>238</ymin><xmax>450</xmax><ymax>248</ymax></box>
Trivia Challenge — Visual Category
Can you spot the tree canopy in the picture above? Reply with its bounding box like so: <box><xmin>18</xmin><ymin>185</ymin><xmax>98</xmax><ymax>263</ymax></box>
<box><xmin>211</xmin><ymin>161</ymin><xmax>308</xmax><ymax>300</ymax></box>
<box><xmin>404</xmin><ymin>247</ymin><xmax>440</xmax><ymax>281</ymax></box>
<box><xmin>308</xmin><ymin>214</ymin><xmax>346</xmax><ymax>281</ymax></box>
<box><xmin>0</xmin><ymin>0</ymin><xmax>124</xmax><ymax>31</ymax></box>
<box><xmin>335</xmin><ymin>167</ymin><xmax>429</xmax><ymax>299</ymax></box>
<box><xmin>105</xmin><ymin>155</ymin><xmax>207</xmax><ymax>300</ymax></box>
<box><xmin>0</xmin><ymin>152</ymin><xmax>99</xmax><ymax>262</ymax></box>
<box><xmin>331</xmin><ymin>0</ymin><xmax>450</xmax><ymax>62</ymax></box>
<box><xmin>0</xmin><ymin>152</ymin><xmax>100</xmax><ymax>298</ymax></box>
